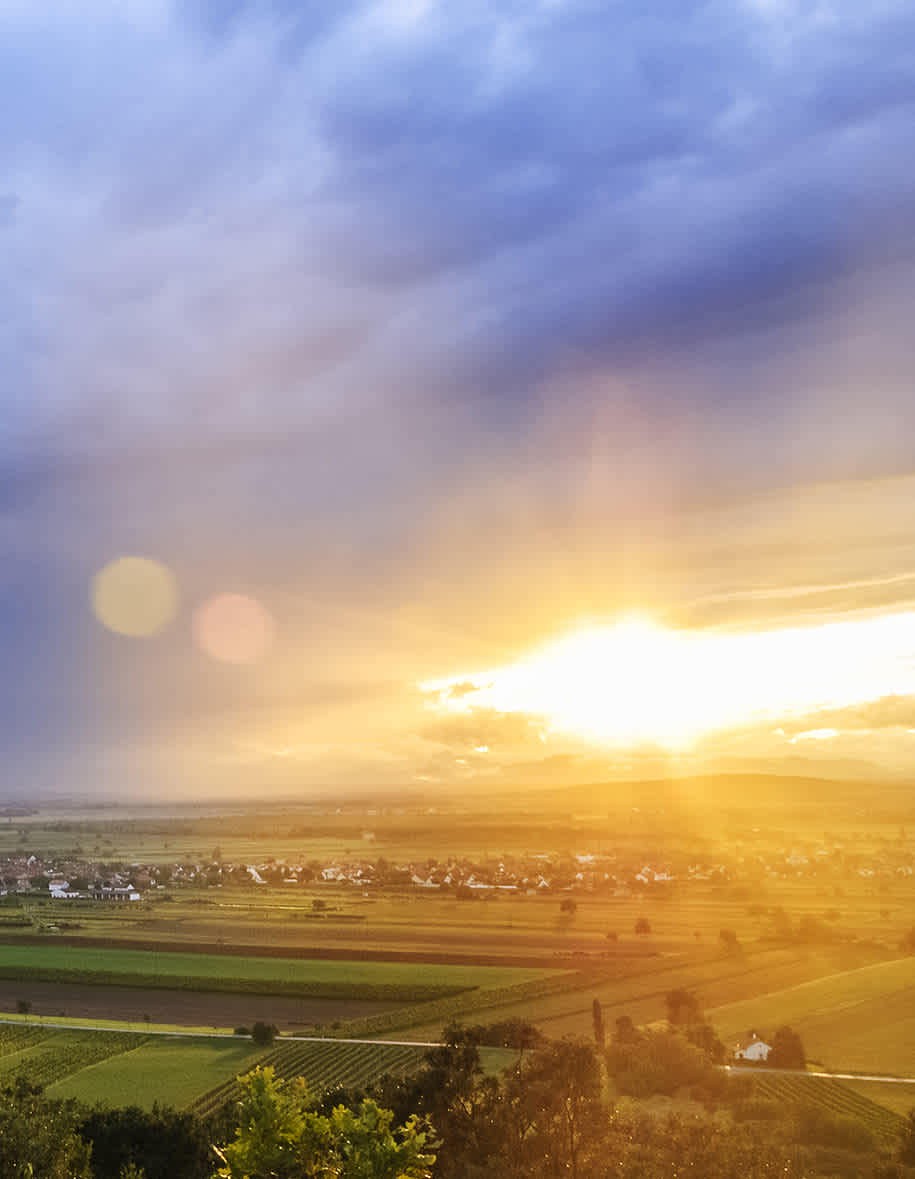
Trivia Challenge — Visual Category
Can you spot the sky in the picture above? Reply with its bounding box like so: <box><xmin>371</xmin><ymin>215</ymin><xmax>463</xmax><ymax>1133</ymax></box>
<box><xmin>3</xmin><ymin>0</ymin><xmax>915</xmax><ymax>800</ymax></box>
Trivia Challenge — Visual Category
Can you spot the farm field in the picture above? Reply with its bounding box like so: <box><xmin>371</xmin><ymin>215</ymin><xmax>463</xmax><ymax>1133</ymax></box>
<box><xmin>708</xmin><ymin>957</ymin><xmax>915</xmax><ymax>1074</ymax></box>
<box><xmin>190</xmin><ymin>1039</ymin><xmax>431</xmax><ymax>1117</ymax></box>
<box><xmin>46</xmin><ymin>1035</ymin><xmax>268</xmax><ymax>1110</ymax></box>
<box><xmin>845</xmin><ymin>1080</ymin><xmax>915</xmax><ymax>1118</ymax></box>
<box><xmin>0</xmin><ymin>943</ymin><xmax>548</xmax><ymax>999</ymax></box>
<box><xmin>13</xmin><ymin>875</ymin><xmax>915</xmax><ymax>963</ymax></box>
<box><xmin>751</xmin><ymin>1073</ymin><xmax>904</xmax><ymax>1141</ymax></box>
<box><xmin>389</xmin><ymin>944</ymin><xmax>887</xmax><ymax>1043</ymax></box>
<box><xmin>0</xmin><ymin>980</ymin><xmax>400</xmax><ymax>1029</ymax></box>
<box><xmin>0</xmin><ymin>1023</ymin><xmax>149</xmax><ymax>1089</ymax></box>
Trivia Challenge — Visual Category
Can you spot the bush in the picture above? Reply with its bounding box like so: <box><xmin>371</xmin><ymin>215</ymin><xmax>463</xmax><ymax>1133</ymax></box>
<box><xmin>634</xmin><ymin>917</ymin><xmax>651</xmax><ymax>935</ymax></box>
<box><xmin>233</xmin><ymin>1027</ymin><xmax>250</xmax><ymax>1037</ymax></box>
<box><xmin>607</xmin><ymin>1029</ymin><xmax>713</xmax><ymax>1097</ymax></box>
<box><xmin>768</xmin><ymin>1026</ymin><xmax>806</xmax><ymax>1070</ymax></box>
<box><xmin>250</xmin><ymin>1022</ymin><xmax>278</xmax><ymax>1046</ymax></box>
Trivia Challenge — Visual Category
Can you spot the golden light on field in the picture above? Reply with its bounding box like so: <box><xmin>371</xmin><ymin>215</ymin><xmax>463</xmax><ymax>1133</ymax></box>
<box><xmin>423</xmin><ymin>611</ymin><xmax>915</xmax><ymax>748</ymax></box>
<box><xmin>91</xmin><ymin>557</ymin><xmax>178</xmax><ymax>638</ymax></box>
<box><xmin>193</xmin><ymin>593</ymin><xmax>275</xmax><ymax>664</ymax></box>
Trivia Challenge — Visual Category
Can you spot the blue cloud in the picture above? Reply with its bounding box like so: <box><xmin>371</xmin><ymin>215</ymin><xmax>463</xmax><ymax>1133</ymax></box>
<box><xmin>2</xmin><ymin>0</ymin><xmax>915</xmax><ymax>788</ymax></box>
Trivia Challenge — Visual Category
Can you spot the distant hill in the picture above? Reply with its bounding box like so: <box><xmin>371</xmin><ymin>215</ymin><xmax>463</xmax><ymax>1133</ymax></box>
<box><xmin>491</xmin><ymin>771</ymin><xmax>910</xmax><ymax>816</ymax></box>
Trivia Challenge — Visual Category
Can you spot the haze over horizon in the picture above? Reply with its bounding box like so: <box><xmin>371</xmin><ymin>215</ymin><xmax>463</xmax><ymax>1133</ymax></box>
<box><xmin>4</xmin><ymin>1</ymin><xmax>915</xmax><ymax>799</ymax></box>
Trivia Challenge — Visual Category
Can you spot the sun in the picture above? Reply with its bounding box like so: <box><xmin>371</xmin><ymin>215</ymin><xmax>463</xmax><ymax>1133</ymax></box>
<box><xmin>478</xmin><ymin>618</ymin><xmax>710</xmax><ymax>747</ymax></box>
<box><xmin>422</xmin><ymin>610</ymin><xmax>915</xmax><ymax>750</ymax></box>
<box><xmin>425</xmin><ymin>616</ymin><xmax>716</xmax><ymax>748</ymax></box>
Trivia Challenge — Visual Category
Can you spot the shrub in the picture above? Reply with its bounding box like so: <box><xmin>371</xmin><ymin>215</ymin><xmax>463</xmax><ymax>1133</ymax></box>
<box><xmin>250</xmin><ymin>1022</ymin><xmax>277</xmax><ymax>1046</ymax></box>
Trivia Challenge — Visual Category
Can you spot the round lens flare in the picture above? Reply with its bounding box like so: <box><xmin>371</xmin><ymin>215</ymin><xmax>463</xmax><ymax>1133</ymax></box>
<box><xmin>193</xmin><ymin>593</ymin><xmax>275</xmax><ymax>664</ymax></box>
<box><xmin>91</xmin><ymin>557</ymin><xmax>178</xmax><ymax>638</ymax></box>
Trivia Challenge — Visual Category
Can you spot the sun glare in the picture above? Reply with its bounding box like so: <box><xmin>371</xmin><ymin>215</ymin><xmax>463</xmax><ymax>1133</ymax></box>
<box><xmin>423</xmin><ymin>611</ymin><xmax>915</xmax><ymax>749</ymax></box>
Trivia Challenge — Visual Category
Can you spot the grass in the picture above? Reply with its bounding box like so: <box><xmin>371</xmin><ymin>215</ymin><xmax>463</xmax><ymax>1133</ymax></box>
<box><xmin>46</xmin><ymin>1036</ymin><xmax>269</xmax><ymax>1110</ymax></box>
<box><xmin>0</xmin><ymin>944</ymin><xmax>548</xmax><ymax>1001</ymax></box>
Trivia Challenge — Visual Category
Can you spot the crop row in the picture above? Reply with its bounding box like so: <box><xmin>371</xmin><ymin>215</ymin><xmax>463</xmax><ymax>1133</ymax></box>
<box><xmin>0</xmin><ymin>1029</ymin><xmax>148</xmax><ymax>1089</ymax></box>
<box><xmin>0</xmin><ymin>1023</ymin><xmax>50</xmax><ymax>1056</ymax></box>
<box><xmin>189</xmin><ymin>1040</ymin><xmax>426</xmax><ymax>1118</ymax></box>
<box><xmin>753</xmin><ymin>1075</ymin><xmax>902</xmax><ymax>1139</ymax></box>
<box><xmin>0</xmin><ymin>964</ymin><xmax>466</xmax><ymax>1003</ymax></box>
<box><xmin>327</xmin><ymin>968</ymin><xmax>603</xmax><ymax>1039</ymax></box>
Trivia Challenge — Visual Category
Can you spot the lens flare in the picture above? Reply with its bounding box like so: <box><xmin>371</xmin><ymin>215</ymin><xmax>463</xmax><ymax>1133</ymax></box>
<box><xmin>193</xmin><ymin>593</ymin><xmax>275</xmax><ymax>664</ymax></box>
<box><xmin>91</xmin><ymin>557</ymin><xmax>178</xmax><ymax>638</ymax></box>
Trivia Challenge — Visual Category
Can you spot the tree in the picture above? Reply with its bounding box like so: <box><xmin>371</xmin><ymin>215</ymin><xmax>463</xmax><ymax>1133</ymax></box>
<box><xmin>500</xmin><ymin>1039</ymin><xmax>604</xmax><ymax>1179</ymax></box>
<box><xmin>251</xmin><ymin>1021</ymin><xmax>278</xmax><ymax>1046</ymax></box>
<box><xmin>592</xmin><ymin>998</ymin><xmax>605</xmax><ymax>1048</ymax></box>
<box><xmin>684</xmin><ymin>1022</ymin><xmax>726</xmax><ymax>1065</ymax></box>
<box><xmin>79</xmin><ymin>1103</ymin><xmax>215</xmax><ymax>1179</ymax></box>
<box><xmin>634</xmin><ymin>917</ymin><xmax>651</xmax><ymax>935</ymax></box>
<box><xmin>767</xmin><ymin>1026</ymin><xmax>805</xmax><ymax>1070</ymax></box>
<box><xmin>605</xmin><ymin>930</ymin><xmax>618</xmax><ymax>942</ymax></box>
<box><xmin>212</xmin><ymin>1067</ymin><xmax>435</xmax><ymax>1179</ymax></box>
<box><xmin>719</xmin><ymin>928</ymin><xmax>740</xmax><ymax>953</ymax></box>
<box><xmin>559</xmin><ymin>898</ymin><xmax>577</xmax><ymax>915</ymax></box>
<box><xmin>614</xmin><ymin>1015</ymin><xmax>639</xmax><ymax>1044</ymax></box>
<box><xmin>15</xmin><ymin>999</ymin><xmax>30</xmax><ymax>1016</ymax></box>
<box><xmin>665</xmin><ymin>988</ymin><xmax>701</xmax><ymax>1026</ymax></box>
<box><xmin>0</xmin><ymin>1079</ymin><xmax>93</xmax><ymax>1179</ymax></box>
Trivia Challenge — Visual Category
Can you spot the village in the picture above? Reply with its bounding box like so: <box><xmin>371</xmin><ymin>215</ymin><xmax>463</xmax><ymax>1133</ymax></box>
<box><xmin>0</xmin><ymin>836</ymin><xmax>912</xmax><ymax>904</ymax></box>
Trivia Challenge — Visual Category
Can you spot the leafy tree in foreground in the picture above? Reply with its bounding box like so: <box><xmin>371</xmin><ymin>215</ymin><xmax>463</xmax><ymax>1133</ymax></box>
<box><xmin>212</xmin><ymin>1067</ymin><xmax>436</xmax><ymax>1179</ymax></box>
<box><xmin>79</xmin><ymin>1101</ymin><xmax>218</xmax><ymax>1179</ymax></box>
<box><xmin>0</xmin><ymin>1079</ymin><xmax>92</xmax><ymax>1179</ymax></box>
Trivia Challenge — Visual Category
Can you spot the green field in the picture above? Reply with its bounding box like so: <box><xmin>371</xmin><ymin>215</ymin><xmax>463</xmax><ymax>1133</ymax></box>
<box><xmin>0</xmin><ymin>1023</ymin><xmax>150</xmax><ymax>1090</ymax></box>
<box><xmin>47</xmin><ymin>1036</ymin><xmax>268</xmax><ymax>1109</ymax></box>
<box><xmin>190</xmin><ymin>1040</ymin><xmax>429</xmax><ymax>1117</ymax></box>
<box><xmin>386</xmin><ymin>945</ymin><xmax>881</xmax><ymax>1043</ymax></box>
<box><xmin>0</xmin><ymin>943</ymin><xmax>549</xmax><ymax>1000</ymax></box>
<box><xmin>707</xmin><ymin>957</ymin><xmax>915</xmax><ymax>1074</ymax></box>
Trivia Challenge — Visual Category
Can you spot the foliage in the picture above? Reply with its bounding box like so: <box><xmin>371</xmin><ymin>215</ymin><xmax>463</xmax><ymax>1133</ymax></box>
<box><xmin>606</xmin><ymin>1028</ymin><xmax>718</xmax><ymax>1098</ymax></box>
<box><xmin>79</xmin><ymin>1103</ymin><xmax>218</xmax><ymax>1179</ymax></box>
<box><xmin>591</xmin><ymin>998</ymin><xmax>605</xmax><ymax>1048</ymax></box>
<box><xmin>251</xmin><ymin>1021</ymin><xmax>278</xmax><ymax>1046</ymax></box>
<box><xmin>212</xmin><ymin>1066</ymin><xmax>436</xmax><ymax>1179</ymax></box>
<box><xmin>665</xmin><ymin>988</ymin><xmax>702</xmax><ymax>1026</ymax></box>
<box><xmin>768</xmin><ymin>1026</ymin><xmax>806</xmax><ymax>1070</ymax></box>
<box><xmin>0</xmin><ymin>1079</ymin><xmax>93</xmax><ymax>1179</ymax></box>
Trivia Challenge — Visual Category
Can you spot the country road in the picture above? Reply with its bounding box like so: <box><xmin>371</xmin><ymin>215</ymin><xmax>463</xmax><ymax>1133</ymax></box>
<box><xmin>725</xmin><ymin>1065</ymin><xmax>915</xmax><ymax>1084</ymax></box>
<box><xmin>2</xmin><ymin>1016</ymin><xmax>914</xmax><ymax>1082</ymax></box>
<box><xmin>0</xmin><ymin>1014</ymin><xmax>440</xmax><ymax>1048</ymax></box>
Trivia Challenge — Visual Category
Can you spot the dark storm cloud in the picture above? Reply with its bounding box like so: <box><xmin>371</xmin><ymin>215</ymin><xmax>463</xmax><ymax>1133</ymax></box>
<box><xmin>3</xmin><ymin>0</ymin><xmax>915</xmax><ymax>789</ymax></box>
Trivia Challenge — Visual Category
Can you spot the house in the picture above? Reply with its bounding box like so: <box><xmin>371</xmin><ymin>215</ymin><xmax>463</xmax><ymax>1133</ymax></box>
<box><xmin>91</xmin><ymin>885</ymin><xmax>140</xmax><ymax>902</ymax></box>
<box><xmin>734</xmin><ymin>1031</ymin><xmax>771</xmax><ymax>1062</ymax></box>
